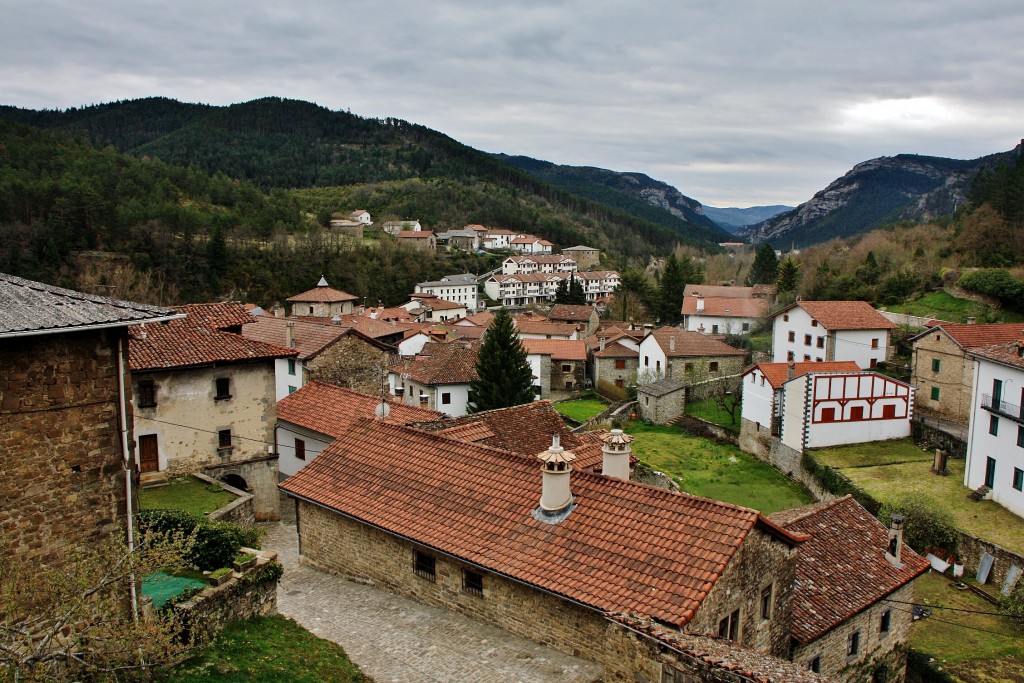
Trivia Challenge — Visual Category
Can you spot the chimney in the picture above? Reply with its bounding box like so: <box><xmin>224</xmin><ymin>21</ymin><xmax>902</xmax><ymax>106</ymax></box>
<box><xmin>669</xmin><ymin>336</ymin><xmax>676</xmax><ymax>353</ymax></box>
<box><xmin>787</xmin><ymin>362</ymin><xmax>795</xmax><ymax>380</ymax></box>
<box><xmin>331</xmin><ymin>315</ymin><xmax>342</xmax><ymax>325</ymax></box>
<box><xmin>599</xmin><ymin>337</ymin><xmax>606</xmax><ymax>351</ymax></box>
<box><xmin>419</xmin><ymin>392</ymin><xmax>430</xmax><ymax>408</ymax></box>
<box><xmin>966</xmin><ymin>316</ymin><xmax>976</xmax><ymax>325</ymax></box>
<box><xmin>536</xmin><ymin>435</ymin><xmax>576</xmax><ymax>516</ymax></box>
<box><xmin>285</xmin><ymin>322</ymin><xmax>295</xmax><ymax>349</ymax></box>
<box><xmin>885</xmin><ymin>514</ymin><xmax>904</xmax><ymax>567</ymax></box>
<box><xmin>696</xmin><ymin>296</ymin><xmax>704</xmax><ymax>312</ymax></box>
<box><xmin>600</xmin><ymin>429</ymin><xmax>633</xmax><ymax>481</ymax></box>
<box><xmin>394</xmin><ymin>386</ymin><xmax>405</xmax><ymax>398</ymax></box>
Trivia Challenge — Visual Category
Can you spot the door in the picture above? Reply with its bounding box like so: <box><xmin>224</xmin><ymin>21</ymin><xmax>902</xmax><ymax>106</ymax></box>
<box><xmin>138</xmin><ymin>434</ymin><xmax>159</xmax><ymax>473</ymax></box>
<box><xmin>993</xmin><ymin>379</ymin><xmax>1003</xmax><ymax>407</ymax></box>
<box><xmin>985</xmin><ymin>456</ymin><xmax>996</xmax><ymax>488</ymax></box>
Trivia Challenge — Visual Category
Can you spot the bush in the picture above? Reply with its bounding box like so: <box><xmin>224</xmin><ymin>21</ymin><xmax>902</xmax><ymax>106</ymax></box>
<box><xmin>137</xmin><ymin>509</ymin><xmax>264</xmax><ymax>571</ymax></box>
<box><xmin>879</xmin><ymin>493</ymin><xmax>960</xmax><ymax>555</ymax></box>
<box><xmin>958</xmin><ymin>269</ymin><xmax>1024</xmax><ymax>312</ymax></box>
<box><xmin>999</xmin><ymin>585</ymin><xmax>1024</xmax><ymax>630</ymax></box>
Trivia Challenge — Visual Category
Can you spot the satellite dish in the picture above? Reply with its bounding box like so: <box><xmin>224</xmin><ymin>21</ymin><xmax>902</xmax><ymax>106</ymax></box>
<box><xmin>374</xmin><ymin>401</ymin><xmax>391</xmax><ymax>420</ymax></box>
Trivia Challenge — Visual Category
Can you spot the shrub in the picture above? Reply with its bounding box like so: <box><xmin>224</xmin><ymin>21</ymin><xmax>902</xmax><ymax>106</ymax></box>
<box><xmin>137</xmin><ymin>509</ymin><xmax>265</xmax><ymax>571</ymax></box>
<box><xmin>879</xmin><ymin>493</ymin><xmax>960</xmax><ymax>555</ymax></box>
<box><xmin>999</xmin><ymin>585</ymin><xmax>1024</xmax><ymax>630</ymax></box>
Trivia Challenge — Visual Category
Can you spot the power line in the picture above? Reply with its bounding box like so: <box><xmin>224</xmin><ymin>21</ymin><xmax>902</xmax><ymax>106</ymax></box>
<box><xmin>883</xmin><ymin>597</ymin><xmax>1022</xmax><ymax>620</ymax></box>
<box><xmin>885</xmin><ymin>602</ymin><xmax>1017</xmax><ymax>639</ymax></box>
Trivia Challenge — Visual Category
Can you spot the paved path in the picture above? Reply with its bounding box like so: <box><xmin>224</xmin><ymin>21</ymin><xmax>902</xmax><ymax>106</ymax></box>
<box><xmin>261</xmin><ymin>521</ymin><xmax>603</xmax><ymax>683</ymax></box>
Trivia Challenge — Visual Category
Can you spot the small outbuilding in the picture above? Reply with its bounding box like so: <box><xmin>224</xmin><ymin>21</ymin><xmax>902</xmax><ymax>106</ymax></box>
<box><xmin>636</xmin><ymin>377</ymin><xmax>687</xmax><ymax>424</ymax></box>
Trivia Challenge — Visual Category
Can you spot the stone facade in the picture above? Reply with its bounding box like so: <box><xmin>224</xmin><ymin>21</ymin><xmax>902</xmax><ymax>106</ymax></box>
<box><xmin>306</xmin><ymin>334</ymin><xmax>392</xmax><ymax>395</ymax></box>
<box><xmin>593</xmin><ymin>355</ymin><xmax>639</xmax><ymax>397</ymax></box>
<box><xmin>201</xmin><ymin>456</ymin><xmax>279</xmax><ymax>521</ymax></box>
<box><xmin>792</xmin><ymin>582</ymin><xmax>915</xmax><ymax>683</ymax></box>
<box><xmin>910</xmin><ymin>333</ymin><xmax>975</xmax><ymax>425</ymax></box>
<box><xmin>637</xmin><ymin>385</ymin><xmax>686</xmax><ymax>425</ymax></box>
<box><xmin>549</xmin><ymin>358</ymin><xmax>586</xmax><ymax>392</ymax></box>
<box><xmin>0</xmin><ymin>330</ymin><xmax>132</xmax><ymax>571</ymax></box>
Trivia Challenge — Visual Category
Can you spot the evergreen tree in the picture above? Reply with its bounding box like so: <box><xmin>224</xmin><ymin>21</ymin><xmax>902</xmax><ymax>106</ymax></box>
<box><xmin>468</xmin><ymin>308</ymin><xmax>535</xmax><ymax>412</ymax></box>
<box><xmin>554</xmin><ymin>278</ymin><xmax>569</xmax><ymax>303</ymax></box>
<box><xmin>745</xmin><ymin>244</ymin><xmax>779</xmax><ymax>285</ymax></box>
<box><xmin>567</xmin><ymin>273</ymin><xmax>587</xmax><ymax>304</ymax></box>
<box><xmin>657</xmin><ymin>253</ymin><xmax>687</xmax><ymax>324</ymax></box>
<box><xmin>776</xmin><ymin>256</ymin><xmax>801</xmax><ymax>292</ymax></box>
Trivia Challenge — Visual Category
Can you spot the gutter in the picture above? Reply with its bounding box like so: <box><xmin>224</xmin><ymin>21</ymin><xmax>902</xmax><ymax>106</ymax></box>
<box><xmin>116</xmin><ymin>336</ymin><xmax>140</xmax><ymax>624</ymax></box>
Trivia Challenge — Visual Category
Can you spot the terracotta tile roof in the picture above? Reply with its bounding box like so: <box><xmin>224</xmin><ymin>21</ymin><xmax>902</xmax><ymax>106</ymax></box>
<box><xmin>745</xmin><ymin>361</ymin><xmax>861</xmax><ymax>389</ymax></box>
<box><xmin>683</xmin><ymin>284</ymin><xmax>760</xmax><ymax>299</ymax></box>
<box><xmin>575</xmin><ymin>271</ymin><xmax>619</xmax><ymax>281</ymax></box>
<box><xmin>771</xmin><ymin>301</ymin><xmax>896</xmax><ymax>330</ymax></box>
<box><xmin>967</xmin><ymin>339</ymin><xmax>1024</xmax><ymax>370</ymax></box>
<box><xmin>399</xmin><ymin>341</ymin><xmax>480</xmax><ymax>385</ymax></box>
<box><xmin>647</xmin><ymin>327</ymin><xmax>747</xmax><ymax>358</ymax></box>
<box><xmin>0</xmin><ymin>272</ymin><xmax>178</xmax><ymax>337</ymax></box>
<box><xmin>421</xmin><ymin>298</ymin><xmax>465</xmax><ymax>311</ymax></box>
<box><xmin>548</xmin><ymin>304</ymin><xmax>597</xmax><ymax>322</ymax></box>
<box><xmin>460</xmin><ymin>311</ymin><xmax>494</xmax><ymax>327</ymax></box>
<box><xmin>128</xmin><ymin>323</ymin><xmax>297</xmax><ymax>371</ymax></box>
<box><xmin>287</xmin><ymin>284</ymin><xmax>358</xmax><ymax>303</ymax></box>
<box><xmin>592</xmin><ymin>340</ymin><xmax>640</xmax><ymax>359</ymax></box>
<box><xmin>514</xmin><ymin>320</ymin><xmax>577</xmax><ymax>337</ymax></box>
<box><xmin>918</xmin><ymin>323</ymin><xmax>1024</xmax><ymax>350</ymax></box>
<box><xmin>563</xmin><ymin>245</ymin><xmax>597</xmax><ymax>252</ymax></box>
<box><xmin>281</xmin><ymin>419</ymin><xmax>804</xmax><ymax>627</ymax></box>
<box><xmin>426</xmin><ymin>324</ymin><xmax>488</xmax><ymax>340</ymax></box>
<box><xmin>397</xmin><ymin>230</ymin><xmax>434</xmax><ymax>239</ymax></box>
<box><xmin>681</xmin><ymin>296</ymin><xmax>769</xmax><ymax>318</ymax></box>
<box><xmin>769</xmin><ymin>496</ymin><xmax>929</xmax><ymax>643</ymax></box>
<box><xmin>173</xmin><ymin>302</ymin><xmax>255</xmax><ymax>330</ymax></box>
<box><xmin>276</xmin><ymin>381</ymin><xmax>443</xmax><ymax>437</ymax></box>
<box><xmin>241</xmin><ymin>316</ymin><xmax>350</xmax><ymax>360</ymax></box>
<box><xmin>521</xmin><ymin>339</ymin><xmax>587</xmax><ymax>360</ymax></box>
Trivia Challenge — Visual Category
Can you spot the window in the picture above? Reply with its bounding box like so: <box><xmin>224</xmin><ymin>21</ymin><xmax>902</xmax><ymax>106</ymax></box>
<box><xmin>308</xmin><ymin>306</ymin><xmax>314</xmax><ymax>315</ymax></box>
<box><xmin>615</xmin><ymin>359</ymin><xmax>626</xmax><ymax>369</ymax></box>
<box><xmin>932</xmin><ymin>358</ymin><xmax>941</xmax><ymax>372</ymax></box>
<box><xmin>215</xmin><ymin>377</ymin><xmax>231</xmax><ymax>400</ymax></box>
<box><xmin>816</xmin><ymin>336</ymin><xmax>824</xmax><ymax>349</ymax></box>
<box><xmin>871</xmin><ymin>338</ymin><xmax>879</xmax><ymax>349</ymax></box>
<box><xmin>288</xmin><ymin>385</ymin><xmax>297</xmax><ymax>394</ymax></box>
<box><xmin>1013</xmin><ymin>467</ymin><xmax>1023</xmax><ymax>492</ymax></box>
<box><xmin>1018</xmin><ymin>426</ymin><xmax>1024</xmax><ymax>448</ymax></box>
<box><xmin>931</xmin><ymin>386</ymin><xmax>940</xmax><ymax>401</ymax></box>
<box><xmin>811</xmin><ymin>319</ymin><xmax>818</xmax><ymax>327</ymax></box>
<box><xmin>742</xmin><ymin>322</ymin><xmax>750</xmax><ymax>332</ymax></box>
<box><xmin>850</xmin><ymin>406</ymin><xmax>865</xmax><ymax>420</ymax></box>
<box><xmin>783</xmin><ymin>314</ymin><xmax>789</xmax><ymax>322</ymax></box>
<box><xmin>820</xmin><ymin>407</ymin><xmax>836</xmax><ymax>423</ymax></box>
<box><xmin>718</xmin><ymin>609</ymin><xmax>740</xmax><ymax>641</ymax></box>
<box><xmin>137</xmin><ymin>380</ymin><xmax>156</xmax><ymax>408</ymax></box>
<box><xmin>295</xmin><ymin>438</ymin><xmax>306</xmax><ymax>461</ymax></box>
<box><xmin>413</xmin><ymin>550</ymin><xmax>436</xmax><ymax>581</ymax></box>
<box><xmin>787</xmin><ymin>351</ymin><xmax>795</xmax><ymax>361</ymax></box>
<box><xmin>462</xmin><ymin>569</ymin><xmax>484</xmax><ymax>596</ymax></box>
<box><xmin>561</xmin><ymin>363</ymin><xmax>572</xmax><ymax>373</ymax></box>
<box><xmin>880</xmin><ymin>609</ymin><xmax>891</xmax><ymax>635</ymax></box>
<box><xmin>803</xmin><ymin>354</ymin><xmax>811</xmax><ymax>361</ymax></box>
<box><xmin>288</xmin><ymin>358</ymin><xmax>296</xmax><ymax>376</ymax></box>
<box><xmin>869</xmin><ymin>358</ymin><xmax>878</xmax><ymax>368</ymax></box>
<box><xmin>218</xmin><ymin>429</ymin><xmax>232</xmax><ymax>451</ymax></box>
<box><xmin>808</xmin><ymin>656</ymin><xmax>821</xmax><ymax>673</ymax></box>
<box><xmin>882</xmin><ymin>404</ymin><xmax>897</xmax><ymax>419</ymax></box>
<box><xmin>760</xmin><ymin>584</ymin><xmax>773</xmax><ymax>620</ymax></box>
<box><xmin>804</xmin><ymin>334</ymin><xmax>812</xmax><ymax>346</ymax></box>
<box><xmin>615</xmin><ymin>379</ymin><xmax>624</xmax><ymax>388</ymax></box>
<box><xmin>848</xmin><ymin>630</ymin><xmax>861</xmax><ymax>658</ymax></box>
<box><xmin>441</xmin><ymin>392</ymin><xmax>451</xmax><ymax>405</ymax></box>
<box><xmin>709</xmin><ymin>361</ymin><xmax>719</xmax><ymax>372</ymax></box>
<box><xmin>990</xmin><ymin>415</ymin><xmax>999</xmax><ymax>436</ymax></box>
<box><xmin>712</xmin><ymin>324</ymin><xmax>719</xmax><ymax>334</ymax></box>
<box><xmin>644</xmin><ymin>356</ymin><xmax>649</xmax><ymax>367</ymax></box>
<box><xmin>788</xmin><ymin>331</ymin><xmax>795</xmax><ymax>342</ymax></box>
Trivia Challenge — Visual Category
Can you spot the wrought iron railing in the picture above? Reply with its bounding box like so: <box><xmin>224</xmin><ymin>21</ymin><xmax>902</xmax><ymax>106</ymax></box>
<box><xmin>981</xmin><ymin>394</ymin><xmax>1024</xmax><ymax>422</ymax></box>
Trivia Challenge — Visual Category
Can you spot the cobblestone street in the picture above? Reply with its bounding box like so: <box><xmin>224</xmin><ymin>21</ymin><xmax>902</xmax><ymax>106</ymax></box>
<box><xmin>262</xmin><ymin>521</ymin><xmax>603</xmax><ymax>683</ymax></box>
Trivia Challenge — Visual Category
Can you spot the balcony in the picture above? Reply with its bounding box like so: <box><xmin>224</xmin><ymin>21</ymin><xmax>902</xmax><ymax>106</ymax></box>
<box><xmin>981</xmin><ymin>393</ymin><xmax>1024</xmax><ymax>424</ymax></box>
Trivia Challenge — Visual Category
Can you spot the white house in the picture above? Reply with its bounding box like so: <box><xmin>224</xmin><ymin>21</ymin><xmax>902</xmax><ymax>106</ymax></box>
<box><xmin>350</xmin><ymin>209</ymin><xmax>372</xmax><ymax>224</ymax></box>
<box><xmin>964</xmin><ymin>339</ymin><xmax>1024</xmax><ymax>517</ymax></box>
<box><xmin>510</xmin><ymin>236</ymin><xmax>554</xmax><ymax>254</ymax></box>
<box><xmin>576</xmin><ymin>271</ymin><xmax>621</xmax><ymax>303</ymax></box>
<box><xmin>415</xmin><ymin>273</ymin><xmax>480</xmax><ymax>311</ymax></box>
<box><xmin>387</xmin><ymin>341</ymin><xmax>479</xmax><ymax>416</ymax></box>
<box><xmin>402</xmin><ymin>294</ymin><xmax>468</xmax><ymax>323</ymax></box>
<box><xmin>681</xmin><ymin>284</ymin><xmax>774</xmax><ymax>335</ymax></box>
<box><xmin>382</xmin><ymin>219</ymin><xmax>422</xmax><ymax>236</ymax></box>
<box><xmin>768</xmin><ymin>301</ymin><xmax>896</xmax><ymax>369</ymax></box>
<box><xmin>501</xmin><ymin>255</ymin><xmax>578</xmax><ymax>275</ymax></box>
<box><xmin>740</xmin><ymin>361</ymin><xmax>861</xmax><ymax>436</ymax></box>
<box><xmin>482</xmin><ymin>228</ymin><xmax>521</xmax><ymax>250</ymax></box>
<box><xmin>637</xmin><ymin>327</ymin><xmax>748</xmax><ymax>384</ymax></box>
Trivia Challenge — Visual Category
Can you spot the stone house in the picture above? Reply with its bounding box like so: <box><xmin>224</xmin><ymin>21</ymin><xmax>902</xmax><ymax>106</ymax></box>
<box><xmin>395</xmin><ymin>230</ymin><xmax>436</xmax><ymax>252</ymax></box>
<box><xmin>241</xmin><ymin>316</ymin><xmax>347</xmax><ymax>399</ymax></box>
<box><xmin>770</xmin><ymin>496</ymin><xmax>929</xmax><ymax>682</ymax></box>
<box><xmin>636</xmin><ymin>378</ymin><xmax>687</xmax><ymax>424</ymax></box>
<box><xmin>128</xmin><ymin>304</ymin><xmax>296</xmax><ymax>519</ymax></box>
<box><xmin>521</xmin><ymin>339</ymin><xmax>588</xmax><ymax>394</ymax></box>
<box><xmin>382</xmin><ymin>219</ymin><xmax>422</xmax><ymax>236</ymax></box>
<box><xmin>562</xmin><ymin>245</ymin><xmax>600</xmax><ymax>270</ymax></box>
<box><xmin>286</xmin><ymin>277</ymin><xmax>358</xmax><ymax>317</ymax></box>
<box><xmin>280</xmin><ymin>419</ymin><xmax>811</xmax><ymax>681</ymax></box>
<box><xmin>637</xmin><ymin>327</ymin><xmax>748</xmax><ymax>386</ymax></box>
<box><xmin>590</xmin><ymin>336</ymin><xmax>640</xmax><ymax>395</ymax></box>
<box><xmin>0</xmin><ymin>273</ymin><xmax>177</xmax><ymax>583</ymax></box>
<box><xmin>275</xmin><ymin>381</ymin><xmax>442</xmax><ymax>479</ymax></box>
<box><xmin>681</xmin><ymin>284</ymin><xmax>774</xmax><ymax>335</ymax></box>
<box><xmin>548</xmin><ymin>303</ymin><xmax>600</xmax><ymax>337</ymax></box>
<box><xmin>434</xmin><ymin>228</ymin><xmax>480</xmax><ymax>250</ymax></box>
<box><xmin>387</xmin><ymin>340</ymin><xmax>479</xmax><ymax>416</ymax></box>
<box><xmin>768</xmin><ymin>301</ymin><xmax>896</xmax><ymax>370</ymax></box>
<box><xmin>909</xmin><ymin>323</ymin><xmax>1023</xmax><ymax>426</ymax></box>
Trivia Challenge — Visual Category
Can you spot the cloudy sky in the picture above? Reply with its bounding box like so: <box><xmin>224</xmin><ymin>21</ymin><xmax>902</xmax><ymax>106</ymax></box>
<box><xmin>2</xmin><ymin>1</ymin><xmax>1021</xmax><ymax>207</ymax></box>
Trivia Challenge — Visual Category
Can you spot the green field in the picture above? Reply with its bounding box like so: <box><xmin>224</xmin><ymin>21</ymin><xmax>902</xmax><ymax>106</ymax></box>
<box><xmin>553</xmin><ymin>398</ymin><xmax>607</xmax><ymax>422</ymax></box>
<box><xmin>685</xmin><ymin>397</ymin><xmax>741</xmax><ymax>433</ymax></box>
<box><xmin>139</xmin><ymin>477</ymin><xmax>236</xmax><ymax>517</ymax></box>
<box><xmin>165</xmin><ymin>615</ymin><xmax>370</xmax><ymax>683</ymax></box>
<box><xmin>887</xmin><ymin>291</ymin><xmax>1024</xmax><ymax>324</ymax></box>
<box><xmin>624</xmin><ymin>422</ymin><xmax>811</xmax><ymax>514</ymax></box>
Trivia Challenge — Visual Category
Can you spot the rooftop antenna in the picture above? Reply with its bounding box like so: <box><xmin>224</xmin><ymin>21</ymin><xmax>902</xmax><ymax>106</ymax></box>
<box><xmin>374</xmin><ymin>363</ymin><xmax>391</xmax><ymax>420</ymax></box>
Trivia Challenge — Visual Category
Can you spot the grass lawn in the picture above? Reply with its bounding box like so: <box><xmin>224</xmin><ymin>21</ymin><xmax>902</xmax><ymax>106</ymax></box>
<box><xmin>164</xmin><ymin>615</ymin><xmax>370</xmax><ymax>682</ymax></box>
<box><xmin>553</xmin><ymin>398</ymin><xmax>607</xmax><ymax>422</ymax></box>
<box><xmin>815</xmin><ymin>450</ymin><xmax>1024</xmax><ymax>556</ymax></box>
<box><xmin>887</xmin><ymin>291</ymin><xmax>1024</xmax><ymax>324</ymax></box>
<box><xmin>623</xmin><ymin>422</ymin><xmax>811</xmax><ymax>514</ymax></box>
<box><xmin>139</xmin><ymin>477</ymin><xmax>235</xmax><ymax>517</ymax></box>
<box><xmin>910</xmin><ymin>571</ymin><xmax>1024</xmax><ymax>682</ymax></box>
<box><xmin>811</xmin><ymin>439</ymin><xmax>934</xmax><ymax>469</ymax></box>
<box><xmin>685</xmin><ymin>397</ymin><xmax>740</xmax><ymax>433</ymax></box>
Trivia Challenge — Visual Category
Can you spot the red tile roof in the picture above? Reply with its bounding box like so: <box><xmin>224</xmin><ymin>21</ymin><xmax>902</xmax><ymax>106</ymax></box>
<box><xmin>281</xmin><ymin>419</ymin><xmax>804</xmax><ymax>627</ymax></box>
<box><xmin>521</xmin><ymin>339</ymin><xmax>587</xmax><ymax>361</ymax></box>
<box><xmin>745</xmin><ymin>361</ymin><xmax>861</xmax><ymax>389</ymax></box>
<box><xmin>647</xmin><ymin>327</ymin><xmax>747</xmax><ymax>358</ymax></box>
<box><xmin>174</xmin><ymin>302</ymin><xmax>255</xmax><ymax>330</ymax></box>
<box><xmin>129</xmin><ymin>324</ymin><xmax>296</xmax><ymax>371</ymax></box>
<box><xmin>460</xmin><ymin>311</ymin><xmax>495</xmax><ymax>327</ymax></box>
<box><xmin>771</xmin><ymin>301</ymin><xmax>896</xmax><ymax>330</ymax></box>
<box><xmin>593</xmin><ymin>340</ymin><xmax>640</xmax><ymax>359</ymax></box>
<box><xmin>548</xmin><ymin>304</ymin><xmax>597</xmax><ymax>322</ymax></box>
<box><xmin>421</xmin><ymin>298</ymin><xmax>465</xmax><ymax>311</ymax></box>
<box><xmin>514</xmin><ymin>320</ymin><xmax>578</xmax><ymax>337</ymax></box>
<box><xmin>769</xmin><ymin>496</ymin><xmax>929</xmax><ymax>643</ymax></box>
<box><xmin>241</xmin><ymin>316</ymin><xmax>350</xmax><ymax>360</ymax></box>
<box><xmin>276</xmin><ymin>381</ymin><xmax>443</xmax><ymax>437</ymax></box>
<box><xmin>921</xmin><ymin>323</ymin><xmax>1024</xmax><ymax>350</ymax></box>
<box><xmin>968</xmin><ymin>339</ymin><xmax>1024</xmax><ymax>370</ymax></box>
<box><xmin>287</xmin><ymin>284</ymin><xmax>358</xmax><ymax>303</ymax></box>
<box><xmin>397</xmin><ymin>230</ymin><xmax>434</xmax><ymax>239</ymax></box>
<box><xmin>681</xmin><ymin>296</ymin><xmax>769</xmax><ymax>318</ymax></box>
<box><xmin>399</xmin><ymin>341</ymin><xmax>480</xmax><ymax>385</ymax></box>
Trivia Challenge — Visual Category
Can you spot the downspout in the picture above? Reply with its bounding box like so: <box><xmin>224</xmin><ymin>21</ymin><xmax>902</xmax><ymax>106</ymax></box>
<box><xmin>117</xmin><ymin>336</ymin><xmax>139</xmax><ymax>623</ymax></box>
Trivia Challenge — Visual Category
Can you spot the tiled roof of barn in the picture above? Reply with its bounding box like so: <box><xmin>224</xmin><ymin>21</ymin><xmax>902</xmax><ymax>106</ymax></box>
<box><xmin>276</xmin><ymin>381</ymin><xmax>443</xmax><ymax>438</ymax></box>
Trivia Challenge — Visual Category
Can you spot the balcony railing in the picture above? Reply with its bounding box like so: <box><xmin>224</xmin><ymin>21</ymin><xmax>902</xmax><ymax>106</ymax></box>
<box><xmin>981</xmin><ymin>393</ymin><xmax>1024</xmax><ymax>423</ymax></box>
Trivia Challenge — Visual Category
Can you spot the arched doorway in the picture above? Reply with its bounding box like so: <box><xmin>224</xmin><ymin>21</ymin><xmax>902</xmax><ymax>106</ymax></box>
<box><xmin>220</xmin><ymin>473</ymin><xmax>249</xmax><ymax>491</ymax></box>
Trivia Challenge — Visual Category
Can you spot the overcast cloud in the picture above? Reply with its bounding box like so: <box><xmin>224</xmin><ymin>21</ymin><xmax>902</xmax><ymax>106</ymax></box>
<box><xmin>1</xmin><ymin>0</ymin><xmax>1021</xmax><ymax>206</ymax></box>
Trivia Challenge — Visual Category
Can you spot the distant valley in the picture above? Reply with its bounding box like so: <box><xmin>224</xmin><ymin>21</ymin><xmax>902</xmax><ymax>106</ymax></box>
<box><xmin>700</xmin><ymin>205</ymin><xmax>793</xmax><ymax>232</ymax></box>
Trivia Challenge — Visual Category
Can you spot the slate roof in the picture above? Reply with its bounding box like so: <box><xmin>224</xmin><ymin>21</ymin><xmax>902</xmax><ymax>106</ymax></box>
<box><xmin>287</xmin><ymin>283</ymin><xmax>358</xmax><ymax>303</ymax></box>
<box><xmin>128</xmin><ymin>324</ymin><xmax>297</xmax><ymax>371</ymax></box>
<box><xmin>563</xmin><ymin>245</ymin><xmax>598</xmax><ymax>252</ymax></box>
<box><xmin>968</xmin><ymin>339</ymin><xmax>1024</xmax><ymax>370</ymax></box>
<box><xmin>638</xmin><ymin>378</ymin><xmax>686</xmax><ymax>397</ymax></box>
<box><xmin>417</xmin><ymin>273</ymin><xmax>479</xmax><ymax>288</ymax></box>
<box><xmin>745</xmin><ymin>361</ymin><xmax>862</xmax><ymax>389</ymax></box>
<box><xmin>913</xmin><ymin>323</ymin><xmax>1024</xmax><ymax>350</ymax></box>
<box><xmin>276</xmin><ymin>381</ymin><xmax>443</xmax><ymax>437</ymax></box>
<box><xmin>549</xmin><ymin>304</ymin><xmax>597</xmax><ymax>322</ymax></box>
<box><xmin>770</xmin><ymin>301</ymin><xmax>896</xmax><ymax>330</ymax></box>
<box><xmin>0</xmin><ymin>273</ymin><xmax>179</xmax><ymax>338</ymax></box>
<box><xmin>769</xmin><ymin>495</ymin><xmax>929</xmax><ymax>644</ymax></box>
<box><xmin>647</xmin><ymin>327</ymin><xmax>747</xmax><ymax>358</ymax></box>
<box><xmin>521</xmin><ymin>339</ymin><xmax>587</xmax><ymax>361</ymax></box>
<box><xmin>281</xmin><ymin>418</ymin><xmax>805</xmax><ymax>628</ymax></box>
<box><xmin>398</xmin><ymin>341</ymin><xmax>479</xmax><ymax>385</ymax></box>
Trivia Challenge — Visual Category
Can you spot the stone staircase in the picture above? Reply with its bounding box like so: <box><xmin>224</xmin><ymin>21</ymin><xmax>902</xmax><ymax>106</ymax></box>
<box><xmin>968</xmin><ymin>485</ymin><xmax>991</xmax><ymax>502</ymax></box>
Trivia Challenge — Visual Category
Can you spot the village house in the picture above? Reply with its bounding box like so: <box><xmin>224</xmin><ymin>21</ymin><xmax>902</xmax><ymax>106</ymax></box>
<box><xmin>387</xmin><ymin>340</ymin><xmax>479</xmax><ymax>416</ymax></box>
<box><xmin>128</xmin><ymin>302</ymin><xmax>296</xmax><ymax>519</ymax></box>
<box><xmin>909</xmin><ymin>322</ymin><xmax>1024</xmax><ymax>427</ymax></box>
<box><xmin>636</xmin><ymin>377</ymin><xmax>688</xmax><ymax>424</ymax></box>
<box><xmin>382</xmin><ymin>219</ymin><xmax>422</xmax><ymax>236</ymax></box>
<box><xmin>415</xmin><ymin>273</ymin><xmax>480</xmax><ymax>311</ymax></box>
<box><xmin>576</xmin><ymin>270</ymin><xmax>621</xmax><ymax>303</ymax></box>
<box><xmin>274</xmin><ymin>381</ymin><xmax>442</xmax><ymax>479</ymax></box>
<box><xmin>501</xmin><ymin>255</ymin><xmax>578</xmax><ymax>275</ymax></box>
<box><xmin>402</xmin><ymin>293</ymin><xmax>467</xmax><ymax>322</ymax></box>
<box><xmin>509</xmin><ymin>235</ymin><xmax>555</xmax><ymax>254</ymax></box>
<box><xmin>482</xmin><ymin>228</ymin><xmax>522</xmax><ymax>250</ymax></box>
<box><xmin>279</xmin><ymin>418</ymin><xmax>813</xmax><ymax>681</ymax></box>
<box><xmin>434</xmin><ymin>228</ymin><xmax>481</xmax><ymax>251</ymax></box>
<box><xmin>513</xmin><ymin>316</ymin><xmax>578</xmax><ymax>340</ymax></box>
<box><xmin>561</xmin><ymin>244</ymin><xmax>601</xmax><ymax>270</ymax></box>
<box><xmin>963</xmin><ymin>337</ymin><xmax>1024</xmax><ymax>518</ymax></box>
<box><xmin>637</xmin><ymin>327</ymin><xmax>748</xmax><ymax>385</ymax></box>
<box><xmin>0</xmin><ymin>273</ymin><xmax>178</xmax><ymax>583</ymax></box>
<box><xmin>590</xmin><ymin>333</ymin><xmax>640</xmax><ymax>395</ymax></box>
<box><xmin>484</xmin><ymin>272</ymin><xmax>564</xmax><ymax>307</ymax></box>
<box><xmin>395</xmin><ymin>230</ymin><xmax>437</xmax><ymax>252</ymax></box>
<box><xmin>522</xmin><ymin>339</ymin><xmax>588</xmax><ymax>395</ymax></box>
<box><xmin>349</xmin><ymin>209</ymin><xmax>372</xmax><ymax>225</ymax></box>
<box><xmin>287</xmin><ymin>277</ymin><xmax>358</xmax><ymax>317</ymax></box>
<box><xmin>681</xmin><ymin>284</ymin><xmax>775</xmax><ymax>335</ymax></box>
<box><xmin>769</xmin><ymin>301</ymin><xmax>895</xmax><ymax>369</ymax></box>
<box><xmin>548</xmin><ymin>303</ymin><xmax>600</xmax><ymax>337</ymax></box>
<box><xmin>327</xmin><ymin>217</ymin><xmax>364</xmax><ymax>239</ymax></box>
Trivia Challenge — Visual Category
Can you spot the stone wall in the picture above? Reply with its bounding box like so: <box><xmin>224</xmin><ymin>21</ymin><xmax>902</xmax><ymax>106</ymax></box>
<box><xmin>668</xmin><ymin>356</ymin><xmax>747</xmax><ymax>384</ymax></box>
<box><xmin>910</xmin><ymin>419</ymin><xmax>967</xmax><ymax>458</ymax></box>
<box><xmin>956</xmin><ymin>533</ymin><xmax>1024</xmax><ymax>592</ymax></box>
<box><xmin>193</xmin><ymin>472</ymin><xmax>256</xmax><ymax>526</ymax></box>
<box><xmin>307</xmin><ymin>335</ymin><xmax>392</xmax><ymax>396</ymax></box>
<box><xmin>0</xmin><ymin>329</ymin><xmax>131</xmax><ymax>573</ymax></box>
<box><xmin>549</xmin><ymin>358</ymin><xmax>585</xmax><ymax>392</ymax></box>
<box><xmin>792</xmin><ymin>582</ymin><xmax>915</xmax><ymax>683</ymax></box>
<box><xmin>739</xmin><ymin>420</ymin><xmax>834</xmax><ymax>502</ymax></box>
<box><xmin>202</xmin><ymin>454</ymin><xmax>280</xmax><ymax>521</ymax></box>
<box><xmin>637</xmin><ymin>387</ymin><xmax>686</xmax><ymax>424</ymax></box>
